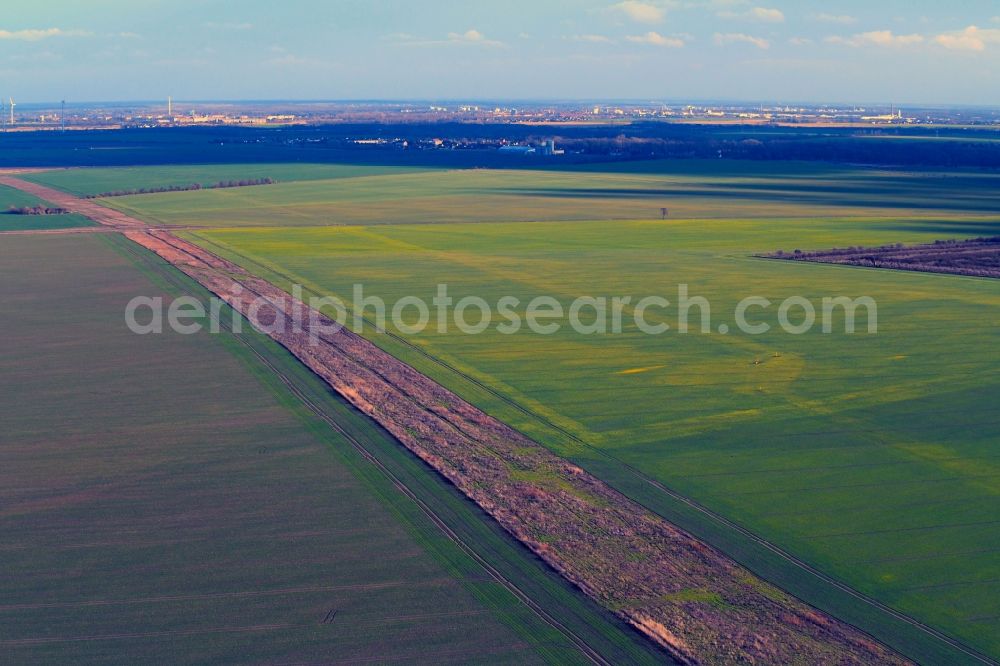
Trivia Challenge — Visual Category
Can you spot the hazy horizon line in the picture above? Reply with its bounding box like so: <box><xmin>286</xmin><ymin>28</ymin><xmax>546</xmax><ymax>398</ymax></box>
<box><xmin>7</xmin><ymin>98</ymin><xmax>1000</xmax><ymax>111</ymax></box>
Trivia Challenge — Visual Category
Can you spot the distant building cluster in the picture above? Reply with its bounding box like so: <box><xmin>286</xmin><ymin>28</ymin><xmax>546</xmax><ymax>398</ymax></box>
<box><xmin>0</xmin><ymin>99</ymin><xmax>996</xmax><ymax>133</ymax></box>
<box><xmin>498</xmin><ymin>139</ymin><xmax>565</xmax><ymax>156</ymax></box>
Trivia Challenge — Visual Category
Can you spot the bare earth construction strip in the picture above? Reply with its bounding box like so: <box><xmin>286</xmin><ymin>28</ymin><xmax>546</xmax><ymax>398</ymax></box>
<box><xmin>1</xmin><ymin>175</ymin><xmax>908</xmax><ymax>665</ymax></box>
<box><xmin>762</xmin><ymin>236</ymin><xmax>1000</xmax><ymax>278</ymax></box>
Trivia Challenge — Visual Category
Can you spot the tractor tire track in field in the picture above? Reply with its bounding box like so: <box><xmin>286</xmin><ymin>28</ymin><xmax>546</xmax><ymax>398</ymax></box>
<box><xmin>0</xmin><ymin>174</ymin><xmax>933</xmax><ymax>665</ymax></box>
<box><xmin>0</xmin><ymin>579</ymin><xmax>457</xmax><ymax>611</ymax></box>
<box><xmin>0</xmin><ymin>610</ymin><xmax>496</xmax><ymax>648</ymax></box>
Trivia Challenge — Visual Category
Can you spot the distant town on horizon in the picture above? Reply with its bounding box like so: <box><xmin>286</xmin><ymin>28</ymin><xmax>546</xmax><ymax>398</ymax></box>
<box><xmin>2</xmin><ymin>98</ymin><xmax>999</xmax><ymax>132</ymax></box>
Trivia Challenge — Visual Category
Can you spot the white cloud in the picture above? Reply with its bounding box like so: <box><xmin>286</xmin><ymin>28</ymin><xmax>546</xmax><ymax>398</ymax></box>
<box><xmin>570</xmin><ymin>34</ymin><xmax>614</xmax><ymax>43</ymax></box>
<box><xmin>383</xmin><ymin>32</ymin><xmax>418</xmax><ymax>42</ymax></box>
<box><xmin>8</xmin><ymin>49</ymin><xmax>62</xmax><ymax>63</ymax></box>
<box><xmin>626</xmin><ymin>31</ymin><xmax>684</xmax><ymax>47</ymax></box>
<box><xmin>714</xmin><ymin>32</ymin><xmax>770</xmax><ymax>49</ymax></box>
<box><xmin>611</xmin><ymin>1</ymin><xmax>666</xmax><ymax>24</ymax></box>
<box><xmin>718</xmin><ymin>7</ymin><xmax>783</xmax><ymax>22</ymax></box>
<box><xmin>0</xmin><ymin>28</ymin><xmax>90</xmax><ymax>41</ymax></box>
<box><xmin>264</xmin><ymin>54</ymin><xmax>341</xmax><ymax>70</ymax></box>
<box><xmin>446</xmin><ymin>29</ymin><xmax>504</xmax><ymax>46</ymax></box>
<box><xmin>933</xmin><ymin>25</ymin><xmax>1000</xmax><ymax>52</ymax></box>
<box><xmin>813</xmin><ymin>13</ymin><xmax>857</xmax><ymax>25</ymax></box>
<box><xmin>691</xmin><ymin>0</ymin><xmax>750</xmax><ymax>8</ymax></box>
<box><xmin>788</xmin><ymin>36</ymin><xmax>813</xmax><ymax>46</ymax></box>
<box><xmin>825</xmin><ymin>30</ymin><xmax>924</xmax><ymax>48</ymax></box>
<box><xmin>204</xmin><ymin>22</ymin><xmax>253</xmax><ymax>31</ymax></box>
<box><xmin>154</xmin><ymin>57</ymin><xmax>209</xmax><ymax>67</ymax></box>
<box><xmin>267</xmin><ymin>54</ymin><xmax>312</xmax><ymax>67</ymax></box>
<box><xmin>390</xmin><ymin>29</ymin><xmax>505</xmax><ymax>48</ymax></box>
<box><xmin>748</xmin><ymin>7</ymin><xmax>784</xmax><ymax>22</ymax></box>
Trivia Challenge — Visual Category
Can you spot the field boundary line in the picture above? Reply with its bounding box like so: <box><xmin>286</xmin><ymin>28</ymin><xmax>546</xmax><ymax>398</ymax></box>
<box><xmin>0</xmin><ymin>580</ymin><xmax>457</xmax><ymax>611</ymax></box>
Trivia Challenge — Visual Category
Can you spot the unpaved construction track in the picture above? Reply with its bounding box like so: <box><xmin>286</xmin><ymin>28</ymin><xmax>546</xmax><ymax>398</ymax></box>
<box><xmin>1</xmin><ymin>175</ymin><xmax>912</xmax><ymax>665</ymax></box>
<box><xmin>0</xmin><ymin>176</ymin><xmax>148</xmax><ymax>229</ymax></box>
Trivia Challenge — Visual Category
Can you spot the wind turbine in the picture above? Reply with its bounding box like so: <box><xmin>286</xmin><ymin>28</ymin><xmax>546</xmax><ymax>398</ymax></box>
<box><xmin>9</xmin><ymin>98</ymin><xmax>15</xmax><ymax>126</ymax></box>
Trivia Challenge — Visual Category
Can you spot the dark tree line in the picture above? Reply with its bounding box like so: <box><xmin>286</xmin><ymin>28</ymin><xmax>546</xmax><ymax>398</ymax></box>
<box><xmin>86</xmin><ymin>177</ymin><xmax>275</xmax><ymax>198</ymax></box>
<box><xmin>6</xmin><ymin>205</ymin><xmax>70</xmax><ymax>215</ymax></box>
<box><xmin>546</xmin><ymin>134</ymin><xmax>1000</xmax><ymax>167</ymax></box>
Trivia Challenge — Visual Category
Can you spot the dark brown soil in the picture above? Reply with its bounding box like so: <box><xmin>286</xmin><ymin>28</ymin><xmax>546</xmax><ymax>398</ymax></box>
<box><xmin>762</xmin><ymin>237</ymin><xmax>1000</xmax><ymax>278</ymax></box>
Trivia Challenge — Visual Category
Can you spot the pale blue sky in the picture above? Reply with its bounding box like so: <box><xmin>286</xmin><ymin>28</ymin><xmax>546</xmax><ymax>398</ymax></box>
<box><xmin>1</xmin><ymin>1</ymin><xmax>999</xmax><ymax>104</ymax></box>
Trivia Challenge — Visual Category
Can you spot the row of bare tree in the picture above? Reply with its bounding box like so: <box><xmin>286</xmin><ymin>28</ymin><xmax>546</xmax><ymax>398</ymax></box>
<box><xmin>84</xmin><ymin>177</ymin><xmax>275</xmax><ymax>199</ymax></box>
<box><xmin>6</xmin><ymin>205</ymin><xmax>70</xmax><ymax>215</ymax></box>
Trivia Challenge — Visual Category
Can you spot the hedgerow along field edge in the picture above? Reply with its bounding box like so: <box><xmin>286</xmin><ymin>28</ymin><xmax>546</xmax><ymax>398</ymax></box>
<box><xmin>22</xmin><ymin>163</ymin><xmax>430</xmax><ymax>198</ymax></box>
<box><xmin>0</xmin><ymin>183</ymin><xmax>94</xmax><ymax>231</ymax></box>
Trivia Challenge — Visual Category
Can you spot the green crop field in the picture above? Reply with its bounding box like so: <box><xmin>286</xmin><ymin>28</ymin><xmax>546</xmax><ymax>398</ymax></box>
<box><xmin>184</xmin><ymin>216</ymin><xmax>1000</xmax><ymax>660</ymax></box>
<box><xmin>42</xmin><ymin>160</ymin><xmax>1000</xmax><ymax>229</ymax></box>
<box><xmin>0</xmin><ymin>232</ymin><xmax>661</xmax><ymax>665</ymax></box>
<box><xmin>23</xmin><ymin>163</ymin><xmax>428</xmax><ymax>197</ymax></box>
<box><xmin>181</xmin><ymin>214</ymin><xmax>1000</xmax><ymax>651</ymax></box>
<box><xmin>0</xmin><ymin>184</ymin><xmax>94</xmax><ymax>231</ymax></box>
<box><xmin>36</xmin><ymin>160</ymin><xmax>1000</xmax><ymax>661</ymax></box>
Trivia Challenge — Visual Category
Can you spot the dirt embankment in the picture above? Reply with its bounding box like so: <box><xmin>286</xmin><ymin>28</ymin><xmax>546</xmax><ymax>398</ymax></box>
<box><xmin>125</xmin><ymin>229</ymin><xmax>908</xmax><ymax>665</ymax></box>
<box><xmin>762</xmin><ymin>237</ymin><xmax>1000</xmax><ymax>278</ymax></box>
<box><xmin>0</xmin><ymin>177</ymin><xmax>149</xmax><ymax>229</ymax></box>
<box><xmin>3</xmin><ymin>174</ymin><xmax>910</xmax><ymax>664</ymax></box>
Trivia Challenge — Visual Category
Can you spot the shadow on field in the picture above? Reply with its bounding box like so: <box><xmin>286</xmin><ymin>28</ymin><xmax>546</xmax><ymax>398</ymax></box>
<box><xmin>879</xmin><ymin>220</ymin><xmax>1000</xmax><ymax>236</ymax></box>
<box><xmin>494</xmin><ymin>183</ymin><xmax>1000</xmax><ymax>213</ymax></box>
